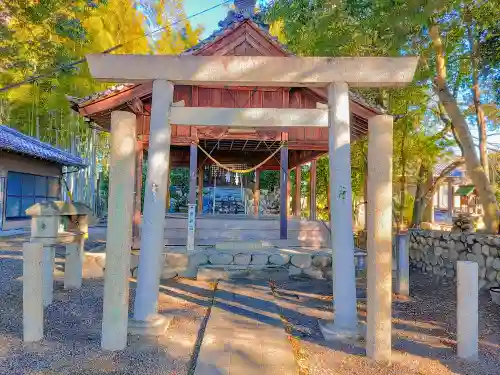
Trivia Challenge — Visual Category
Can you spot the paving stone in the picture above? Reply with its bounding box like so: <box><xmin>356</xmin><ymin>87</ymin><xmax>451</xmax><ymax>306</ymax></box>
<box><xmin>193</xmin><ymin>281</ymin><xmax>296</xmax><ymax>375</ymax></box>
<box><xmin>233</xmin><ymin>253</ymin><xmax>251</xmax><ymax>265</ymax></box>
<box><xmin>209</xmin><ymin>252</ymin><xmax>234</xmax><ymax>265</ymax></box>
<box><xmin>250</xmin><ymin>253</ymin><xmax>269</xmax><ymax>265</ymax></box>
<box><xmin>290</xmin><ymin>254</ymin><xmax>312</xmax><ymax>269</ymax></box>
<box><xmin>268</xmin><ymin>253</ymin><xmax>290</xmax><ymax>266</ymax></box>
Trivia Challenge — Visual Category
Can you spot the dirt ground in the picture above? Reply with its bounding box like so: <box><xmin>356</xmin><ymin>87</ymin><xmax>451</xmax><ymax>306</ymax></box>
<box><xmin>271</xmin><ymin>274</ymin><xmax>500</xmax><ymax>375</ymax></box>
<box><xmin>0</xmin><ymin>231</ymin><xmax>499</xmax><ymax>374</ymax></box>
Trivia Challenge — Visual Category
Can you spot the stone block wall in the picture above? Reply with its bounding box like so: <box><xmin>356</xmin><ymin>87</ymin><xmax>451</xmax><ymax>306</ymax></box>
<box><xmin>85</xmin><ymin>248</ymin><xmax>367</xmax><ymax>281</ymax></box>
<box><xmin>409</xmin><ymin>230</ymin><xmax>500</xmax><ymax>291</ymax></box>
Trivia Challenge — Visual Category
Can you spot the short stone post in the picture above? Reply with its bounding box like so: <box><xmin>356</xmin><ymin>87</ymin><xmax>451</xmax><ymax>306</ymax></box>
<box><xmin>23</xmin><ymin>242</ymin><xmax>44</xmax><ymax>342</ymax></box>
<box><xmin>366</xmin><ymin>114</ymin><xmax>393</xmax><ymax>362</ymax></box>
<box><xmin>101</xmin><ymin>110</ymin><xmax>137</xmax><ymax>351</ymax></box>
<box><xmin>395</xmin><ymin>232</ymin><xmax>409</xmax><ymax>296</ymax></box>
<box><xmin>457</xmin><ymin>261</ymin><xmax>478</xmax><ymax>360</ymax></box>
<box><xmin>133</xmin><ymin>80</ymin><xmax>174</xmax><ymax>326</ymax></box>
<box><xmin>64</xmin><ymin>240</ymin><xmax>84</xmax><ymax>289</ymax></box>
<box><xmin>64</xmin><ymin>215</ymin><xmax>88</xmax><ymax>289</ymax></box>
<box><xmin>42</xmin><ymin>246</ymin><xmax>55</xmax><ymax>307</ymax></box>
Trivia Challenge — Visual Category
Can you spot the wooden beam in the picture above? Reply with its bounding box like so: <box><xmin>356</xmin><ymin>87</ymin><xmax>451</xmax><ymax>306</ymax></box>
<box><xmin>169</xmin><ymin>107</ymin><xmax>328</xmax><ymax>127</ymax></box>
<box><xmin>87</xmin><ymin>54</ymin><xmax>419</xmax><ymax>88</ymax></box>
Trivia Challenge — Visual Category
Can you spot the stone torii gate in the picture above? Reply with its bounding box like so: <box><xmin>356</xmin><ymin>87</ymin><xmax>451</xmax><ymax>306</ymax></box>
<box><xmin>86</xmin><ymin>53</ymin><xmax>418</xmax><ymax>361</ymax></box>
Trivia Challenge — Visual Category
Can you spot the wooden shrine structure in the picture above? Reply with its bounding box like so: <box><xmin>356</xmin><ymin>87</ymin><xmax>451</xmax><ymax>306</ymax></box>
<box><xmin>69</xmin><ymin>9</ymin><xmax>384</xmax><ymax>243</ymax></box>
<box><xmin>69</xmin><ymin>1</ymin><xmax>418</xmax><ymax>363</ymax></box>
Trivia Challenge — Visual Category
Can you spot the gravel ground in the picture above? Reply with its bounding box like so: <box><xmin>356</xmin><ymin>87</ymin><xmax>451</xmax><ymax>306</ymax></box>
<box><xmin>271</xmin><ymin>273</ymin><xmax>500</xmax><ymax>375</ymax></box>
<box><xmin>1</xmin><ymin>231</ymin><xmax>499</xmax><ymax>374</ymax></box>
<box><xmin>0</xmin><ymin>238</ymin><xmax>213</xmax><ymax>375</ymax></box>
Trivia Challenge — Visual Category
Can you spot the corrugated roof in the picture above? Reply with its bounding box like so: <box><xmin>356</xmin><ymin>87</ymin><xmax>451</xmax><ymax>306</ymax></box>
<box><xmin>433</xmin><ymin>158</ymin><xmax>465</xmax><ymax>177</ymax></box>
<box><xmin>455</xmin><ymin>185</ymin><xmax>475</xmax><ymax>196</ymax></box>
<box><xmin>0</xmin><ymin>125</ymin><xmax>86</xmax><ymax>168</ymax></box>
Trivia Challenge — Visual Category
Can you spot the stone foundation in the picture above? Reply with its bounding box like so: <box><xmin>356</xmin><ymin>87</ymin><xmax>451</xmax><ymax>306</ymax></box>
<box><xmin>409</xmin><ymin>230</ymin><xmax>500</xmax><ymax>291</ymax></box>
<box><xmin>86</xmin><ymin>241</ymin><xmax>367</xmax><ymax>281</ymax></box>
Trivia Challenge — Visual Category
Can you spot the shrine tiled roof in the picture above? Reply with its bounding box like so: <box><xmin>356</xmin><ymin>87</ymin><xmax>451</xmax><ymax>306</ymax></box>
<box><xmin>66</xmin><ymin>83</ymin><xmax>138</xmax><ymax>107</ymax></box>
<box><xmin>0</xmin><ymin>125</ymin><xmax>86</xmax><ymax>168</ymax></box>
<box><xmin>183</xmin><ymin>10</ymin><xmax>289</xmax><ymax>55</ymax></box>
<box><xmin>67</xmin><ymin>6</ymin><xmax>381</xmax><ymax>115</ymax></box>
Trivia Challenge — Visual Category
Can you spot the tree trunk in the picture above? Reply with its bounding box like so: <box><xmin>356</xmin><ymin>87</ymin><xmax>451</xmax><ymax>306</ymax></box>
<box><xmin>430</xmin><ymin>25</ymin><xmax>498</xmax><ymax>233</ymax></box>
<box><xmin>411</xmin><ymin>163</ymin><xmax>429</xmax><ymax>227</ymax></box>
<box><xmin>413</xmin><ymin>159</ymin><xmax>465</xmax><ymax>226</ymax></box>
<box><xmin>467</xmin><ymin>23</ymin><xmax>489</xmax><ymax>179</ymax></box>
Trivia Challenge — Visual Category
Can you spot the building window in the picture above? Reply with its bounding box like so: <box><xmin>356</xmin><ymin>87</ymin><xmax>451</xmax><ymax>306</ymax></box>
<box><xmin>5</xmin><ymin>172</ymin><xmax>60</xmax><ymax>219</ymax></box>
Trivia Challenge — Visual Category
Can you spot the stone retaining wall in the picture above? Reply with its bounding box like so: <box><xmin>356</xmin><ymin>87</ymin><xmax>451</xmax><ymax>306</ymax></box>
<box><xmin>409</xmin><ymin>230</ymin><xmax>500</xmax><ymax>291</ymax></box>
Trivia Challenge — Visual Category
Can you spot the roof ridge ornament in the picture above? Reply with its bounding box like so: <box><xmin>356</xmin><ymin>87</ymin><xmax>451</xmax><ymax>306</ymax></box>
<box><xmin>234</xmin><ymin>0</ymin><xmax>256</xmax><ymax>17</ymax></box>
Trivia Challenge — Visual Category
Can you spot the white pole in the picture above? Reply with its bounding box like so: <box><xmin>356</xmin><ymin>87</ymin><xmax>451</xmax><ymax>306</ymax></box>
<box><xmin>101</xmin><ymin>110</ymin><xmax>137</xmax><ymax>351</ymax></box>
<box><xmin>42</xmin><ymin>245</ymin><xmax>55</xmax><ymax>307</ymax></box>
<box><xmin>23</xmin><ymin>242</ymin><xmax>44</xmax><ymax>342</ymax></box>
<box><xmin>395</xmin><ymin>233</ymin><xmax>409</xmax><ymax>296</ymax></box>
<box><xmin>133</xmin><ymin>80</ymin><xmax>173</xmax><ymax>322</ymax></box>
<box><xmin>366</xmin><ymin>114</ymin><xmax>394</xmax><ymax>362</ymax></box>
<box><xmin>457</xmin><ymin>261</ymin><xmax>478</xmax><ymax>360</ymax></box>
<box><xmin>319</xmin><ymin>82</ymin><xmax>358</xmax><ymax>340</ymax></box>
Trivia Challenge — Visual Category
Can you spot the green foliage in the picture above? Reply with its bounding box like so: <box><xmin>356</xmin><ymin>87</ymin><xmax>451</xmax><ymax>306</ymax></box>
<box><xmin>266</xmin><ymin>0</ymin><xmax>499</xmax><ymax>225</ymax></box>
<box><xmin>0</xmin><ymin>0</ymin><xmax>201</xmax><ymax>153</ymax></box>
<box><xmin>260</xmin><ymin>170</ymin><xmax>279</xmax><ymax>191</ymax></box>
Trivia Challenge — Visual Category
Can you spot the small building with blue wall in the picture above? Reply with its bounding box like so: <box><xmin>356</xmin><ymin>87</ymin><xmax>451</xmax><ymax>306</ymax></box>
<box><xmin>0</xmin><ymin>125</ymin><xmax>85</xmax><ymax>232</ymax></box>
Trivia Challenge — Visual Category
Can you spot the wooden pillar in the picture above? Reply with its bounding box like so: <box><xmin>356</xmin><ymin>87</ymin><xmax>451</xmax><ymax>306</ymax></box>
<box><xmin>254</xmin><ymin>169</ymin><xmax>260</xmax><ymax>216</ymax></box>
<box><xmin>101</xmin><ymin>110</ymin><xmax>136</xmax><ymax>351</ymax></box>
<box><xmin>198</xmin><ymin>165</ymin><xmax>204</xmax><ymax>214</ymax></box>
<box><xmin>132</xmin><ymin>139</ymin><xmax>144</xmax><ymax>249</ymax></box>
<box><xmin>327</xmin><ymin>179</ymin><xmax>331</xmax><ymax>222</ymax></box>
<box><xmin>166</xmin><ymin>160</ymin><xmax>172</xmax><ymax>212</ymax></box>
<box><xmin>189</xmin><ymin>143</ymin><xmax>198</xmax><ymax>205</ymax></box>
<box><xmin>447</xmin><ymin>180</ymin><xmax>454</xmax><ymax>219</ymax></box>
<box><xmin>310</xmin><ymin>160</ymin><xmax>317</xmax><ymax>220</ymax></box>
<box><xmin>280</xmin><ymin>145</ymin><xmax>288</xmax><ymax>239</ymax></box>
<box><xmin>366</xmin><ymin>114</ymin><xmax>394</xmax><ymax>362</ymax></box>
<box><xmin>287</xmin><ymin>172</ymin><xmax>291</xmax><ymax>216</ymax></box>
<box><xmin>294</xmin><ymin>165</ymin><xmax>302</xmax><ymax>217</ymax></box>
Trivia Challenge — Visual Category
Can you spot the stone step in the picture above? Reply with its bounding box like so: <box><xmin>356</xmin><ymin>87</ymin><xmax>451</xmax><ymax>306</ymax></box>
<box><xmin>197</xmin><ymin>265</ymin><xmax>286</xmax><ymax>281</ymax></box>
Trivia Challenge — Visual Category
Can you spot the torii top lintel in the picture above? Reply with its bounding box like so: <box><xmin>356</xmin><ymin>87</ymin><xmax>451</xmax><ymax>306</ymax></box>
<box><xmin>86</xmin><ymin>54</ymin><xmax>418</xmax><ymax>89</ymax></box>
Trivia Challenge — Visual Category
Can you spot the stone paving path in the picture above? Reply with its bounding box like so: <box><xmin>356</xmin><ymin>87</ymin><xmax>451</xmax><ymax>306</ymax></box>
<box><xmin>194</xmin><ymin>280</ymin><xmax>297</xmax><ymax>375</ymax></box>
